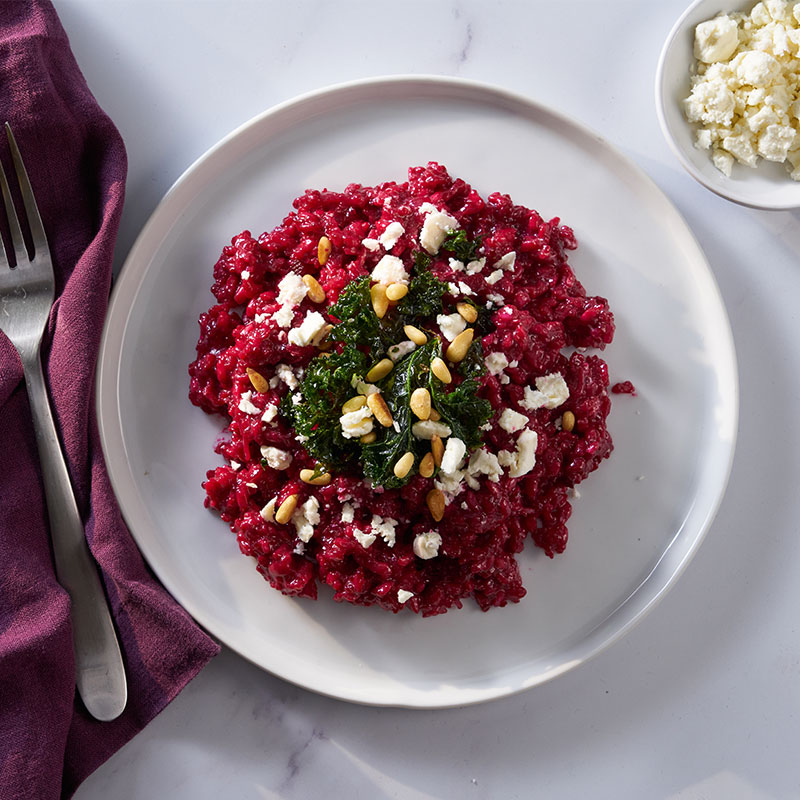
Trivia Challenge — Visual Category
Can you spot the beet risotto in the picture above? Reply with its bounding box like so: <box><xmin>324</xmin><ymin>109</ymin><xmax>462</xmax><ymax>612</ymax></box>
<box><xmin>188</xmin><ymin>163</ymin><xmax>616</xmax><ymax>616</ymax></box>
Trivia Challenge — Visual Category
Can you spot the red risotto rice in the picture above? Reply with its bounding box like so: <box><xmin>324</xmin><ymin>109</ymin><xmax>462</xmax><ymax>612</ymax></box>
<box><xmin>189</xmin><ymin>162</ymin><xmax>615</xmax><ymax>616</ymax></box>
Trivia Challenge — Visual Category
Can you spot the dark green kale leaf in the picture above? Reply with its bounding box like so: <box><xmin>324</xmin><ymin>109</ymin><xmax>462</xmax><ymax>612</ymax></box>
<box><xmin>328</xmin><ymin>276</ymin><xmax>386</xmax><ymax>355</ymax></box>
<box><xmin>280</xmin><ymin>345</ymin><xmax>368</xmax><ymax>468</ymax></box>
<box><xmin>457</xmin><ymin>337</ymin><xmax>487</xmax><ymax>380</ymax></box>
<box><xmin>397</xmin><ymin>269</ymin><xmax>448</xmax><ymax>322</ymax></box>
<box><xmin>414</xmin><ymin>251</ymin><xmax>432</xmax><ymax>270</ymax></box>
<box><xmin>429</xmin><ymin>340</ymin><xmax>492</xmax><ymax>450</ymax></box>
<box><xmin>441</xmin><ymin>229</ymin><xmax>482</xmax><ymax>262</ymax></box>
<box><xmin>360</xmin><ymin>338</ymin><xmax>439</xmax><ymax>489</ymax></box>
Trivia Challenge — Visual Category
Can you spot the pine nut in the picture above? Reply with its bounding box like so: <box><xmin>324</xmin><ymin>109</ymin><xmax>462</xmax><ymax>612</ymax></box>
<box><xmin>275</xmin><ymin>493</ymin><xmax>298</xmax><ymax>524</ymax></box>
<box><xmin>300</xmin><ymin>469</ymin><xmax>332</xmax><ymax>486</ymax></box>
<box><xmin>419</xmin><ymin>451</ymin><xmax>435</xmax><ymax>478</ymax></box>
<box><xmin>393</xmin><ymin>451</ymin><xmax>415</xmax><ymax>479</ymax></box>
<box><xmin>342</xmin><ymin>395</ymin><xmax>367</xmax><ymax>414</ymax></box>
<box><xmin>386</xmin><ymin>282</ymin><xmax>409</xmax><ymax>302</ymax></box>
<box><xmin>456</xmin><ymin>302</ymin><xmax>478</xmax><ymax>323</ymax></box>
<box><xmin>260</xmin><ymin>497</ymin><xmax>276</xmax><ymax>522</ymax></box>
<box><xmin>426</xmin><ymin>488</ymin><xmax>445</xmax><ymax>521</ymax></box>
<box><xmin>404</xmin><ymin>325</ymin><xmax>428</xmax><ymax>345</ymax></box>
<box><xmin>360</xmin><ymin>431</ymin><xmax>377</xmax><ymax>444</ymax></box>
<box><xmin>302</xmin><ymin>274</ymin><xmax>326</xmax><ymax>303</ymax></box>
<box><xmin>370</xmin><ymin>283</ymin><xmax>388</xmax><ymax>319</ymax></box>
<box><xmin>445</xmin><ymin>328</ymin><xmax>474</xmax><ymax>363</ymax></box>
<box><xmin>431</xmin><ymin>435</ymin><xmax>444</xmax><ymax>467</ymax></box>
<box><xmin>428</xmin><ymin>408</ymin><xmax>441</xmax><ymax>421</ymax></box>
<box><xmin>366</xmin><ymin>358</ymin><xmax>393</xmax><ymax>382</ymax></box>
<box><xmin>246</xmin><ymin>367</ymin><xmax>269</xmax><ymax>393</ymax></box>
<box><xmin>561</xmin><ymin>410</ymin><xmax>576</xmax><ymax>432</ymax></box>
<box><xmin>318</xmin><ymin>236</ymin><xmax>331</xmax><ymax>265</ymax></box>
<box><xmin>367</xmin><ymin>392</ymin><xmax>393</xmax><ymax>427</ymax></box>
<box><xmin>410</xmin><ymin>387</ymin><xmax>431</xmax><ymax>420</ymax></box>
<box><xmin>431</xmin><ymin>357</ymin><xmax>452</xmax><ymax>384</ymax></box>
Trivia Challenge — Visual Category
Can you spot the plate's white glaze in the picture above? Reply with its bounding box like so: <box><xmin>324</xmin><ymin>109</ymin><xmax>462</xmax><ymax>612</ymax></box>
<box><xmin>96</xmin><ymin>76</ymin><xmax>737</xmax><ymax>708</ymax></box>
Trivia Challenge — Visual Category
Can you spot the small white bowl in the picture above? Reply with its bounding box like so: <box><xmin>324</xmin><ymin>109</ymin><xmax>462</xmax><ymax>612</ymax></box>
<box><xmin>656</xmin><ymin>0</ymin><xmax>800</xmax><ymax>209</ymax></box>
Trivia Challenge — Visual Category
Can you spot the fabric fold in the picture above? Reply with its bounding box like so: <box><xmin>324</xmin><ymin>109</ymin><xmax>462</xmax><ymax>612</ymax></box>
<box><xmin>0</xmin><ymin>3</ymin><xmax>220</xmax><ymax>798</ymax></box>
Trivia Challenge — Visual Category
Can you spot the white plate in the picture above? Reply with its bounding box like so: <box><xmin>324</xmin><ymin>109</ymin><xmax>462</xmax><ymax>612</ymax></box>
<box><xmin>97</xmin><ymin>76</ymin><xmax>737</xmax><ymax>708</ymax></box>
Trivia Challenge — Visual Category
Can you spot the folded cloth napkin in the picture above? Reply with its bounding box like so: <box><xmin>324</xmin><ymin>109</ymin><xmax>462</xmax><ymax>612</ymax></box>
<box><xmin>0</xmin><ymin>2</ymin><xmax>220</xmax><ymax>797</ymax></box>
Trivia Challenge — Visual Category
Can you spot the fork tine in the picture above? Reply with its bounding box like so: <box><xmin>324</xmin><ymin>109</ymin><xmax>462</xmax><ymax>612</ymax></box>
<box><xmin>0</xmin><ymin>148</ymin><xmax>27</xmax><ymax>267</ymax></box>
<box><xmin>6</xmin><ymin>123</ymin><xmax>48</xmax><ymax>261</ymax></box>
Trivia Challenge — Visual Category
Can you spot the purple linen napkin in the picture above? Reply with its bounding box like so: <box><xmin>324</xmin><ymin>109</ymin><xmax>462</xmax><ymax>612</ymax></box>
<box><xmin>0</xmin><ymin>2</ymin><xmax>220</xmax><ymax>797</ymax></box>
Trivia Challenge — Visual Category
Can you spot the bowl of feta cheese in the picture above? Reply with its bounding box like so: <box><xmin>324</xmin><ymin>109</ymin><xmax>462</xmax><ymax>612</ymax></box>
<box><xmin>656</xmin><ymin>0</ymin><xmax>800</xmax><ymax>208</ymax></box>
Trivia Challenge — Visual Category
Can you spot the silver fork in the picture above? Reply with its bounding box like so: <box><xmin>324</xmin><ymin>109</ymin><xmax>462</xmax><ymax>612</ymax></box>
<box><xmin>0</xmin><ymin>124</ymin><xmax>127</xmax><ymax>721</ymax></box>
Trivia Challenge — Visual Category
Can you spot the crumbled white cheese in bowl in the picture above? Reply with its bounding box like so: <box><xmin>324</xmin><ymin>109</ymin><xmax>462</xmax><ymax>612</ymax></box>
<box><xmin>656</xmin><ymin>0</ymin><xmax>800</xmax><ymax>208</ymax></box>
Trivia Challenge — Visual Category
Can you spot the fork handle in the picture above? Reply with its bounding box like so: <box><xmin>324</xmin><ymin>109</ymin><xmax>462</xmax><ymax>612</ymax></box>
<box><xmin>23</xmin><ymin>355</ymin><xmax>127</xmax><ymax>721</ymax></box>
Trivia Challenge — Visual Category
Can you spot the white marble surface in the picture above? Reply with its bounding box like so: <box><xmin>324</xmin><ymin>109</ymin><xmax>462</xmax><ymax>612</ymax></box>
<box><xmin>60</xmin><ymin>1</ymin><xmax>800</xmax><ymax>797</ymax></box>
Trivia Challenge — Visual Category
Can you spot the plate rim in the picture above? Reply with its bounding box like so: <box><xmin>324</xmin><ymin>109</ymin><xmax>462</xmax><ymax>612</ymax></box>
<box><xmin>96</xmin><ymin>74</ymin><xmax>739</xmax><ymax>708</ymax></box>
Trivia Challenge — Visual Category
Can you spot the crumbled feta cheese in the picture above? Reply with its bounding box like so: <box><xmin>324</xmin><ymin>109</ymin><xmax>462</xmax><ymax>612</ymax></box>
<box><xmin>497</xmin><ymin>450</ymin><xmax>516</xmax><ymax>468</ymax></box>
<box><xmin>440</xmin><ymin>437</ymin><xmax>466</xmax><ymax>474</ymax></box>
<box><xmin>448</xmin><ymin>282</ymin><xmax>461</xmax><ymax>295</ymax></box>
<box><xmin>287</xmin><ymin>310</ymin><xmax>328</xmax><ymax>347</ymax></box>
<box><xmin>245</xmin><ymin>482</ymin><xmax>258</xmax><ymax>489</ymax></box>
<box><xmin>340</xmin><ymin>405</ymin><xmax>374</xmax><ymax>439</ymax></box>
<box><xmin>378</xmin><ymin>221</ymin><xmax>404</xmax><ymax>251</ymax></box>
<box><xmin>292</xmin><ymin>392</ymin><xmax>302</xmax><ymax>405</ymax></box>
<box><xmin>465</xmin><ymin>448</ymin><xmax>503</xmax><ymax>488</ymax></box>
<box><xmin>292</xmin><ymin>496</ymin><xmax>320</xmax><ymax>543</ymax></box>
<box><xmin>260</xmin><ymin>497</ymin><xmax>276</xmax><ymax>521</ymax></box>
<box><xmin>240</xmin><ymin>269</ymin><xmax>250</xmax><ymax>280</ymax></box>
<box><xmin>437</xmin><ymin>312</ymin><xmax>467</xmax><ymax>341</ymax></box>
<box><xmin>485</xmin><ymin>269</ymin><xmax>504</xmax><ymax>285</ymax></box>
<box><xmin>508</xmin><ymin>428</ymin><xmax>538</xmax><ymax>478</ymax></box>
<box><xmin>254</xmin><ymin>312</ymin><xmax>268</xmax><ymax>324</ymax></box>
<box><xmin>435</xmin><ymin>468</ymin><xmax>465</xmax><ymax>501</ymax></box>
<box><xmin>277</xmin><ymin>272</ymin><xmax>308</xmax><ymax>307</ymax></box>
<box><xmin>694</xmin><ymin>15</ymin><xmax>739</xmax><ymax>63</ymax></box>
<box><xmin>397</xmin><ymin>589</ymin><xmax>415</xmax><ymax>604</ymax></box>
<box><xmin>238</xmin><ymin>391</ymin><xmax>260</xmax><ymax>415</ymax></box>
<box><xmin>230</xmin><ymin>460</ymin><xmax>241</xmax><ymax>470</ymax></box>
<box><xmin>487</xmin><ymin>292</ymin><xmax>505</xmax><ymax>306</ymax></box>
<box><xmin>498</xmin><ymin>408</ymin><xmax>529</xmax><ymax>433</ymax></box>
<box><xmin>351</xmin><ymin>376</ymin><xmax>380</xmax><ymax>395</ymax></box>
<box><xmin>457</xmin><ymin>281</ymin><xmax>474</xmax><ymax>296</ymax></box>
<box><xmin>371</xmin><ymin>515</ymin><xmax>397</xmax><ymax>547</ymax></box>
<box><xmin>362</xmin><ymin>238</ymin><xmax>380</xmax><ymax>252</ymax></box>
<box><xmin>293</xmin><ymin>542</ymin><xmax>305</xmax><ymax>555</ymax></box>
<box><xmin>413</xmin><ymin>531</ymin><xmax>442</xmax><ymax>560</ymax></box>
<box><xmin>411</xmin><ymin>419</ymin><xmax>453</xmax><ymax>439</ymax></box>
<box><xmin>272</xmin><ymin>304</ymin><xmax>295</xmax><ymax>328</ymax></box>
<box><xmin>341</xmin><ymin>502</ymin><xmax>355</xmax><ymax>524</ymax></box>
<box><xmin>685</xmin><ymin>5</ymin><xmax>800</xmax><ymax>178</ymax></box>
<box><xmin>388</xmin><ymin>340</ymin><xmax>416</xmax><ymax>361</ymax></box>
<box><xmin>758</xmin><ymin>123</ymin><xmax>796</xmax><ymax>160</ymax></box>
<box><xmin>418</xmin><ymin>202</ymin><xmax>460</xmax><ymax>254</ymax></box>
<box><xmin>271</xmin><ymin>363</ymin><xmax>298</xmax><ymax>390</ymax></box>
<box><xmin>353</xmin><ymin>528</ymin><xmax>377</xmax><ymax>549</ymax></box>
<box><xmin>449</xmin><ymin>258</ymin><xmax>465</xmax><ymax>272</ymax></box>
<box><xmin>261</xmin><ymin>403</ymin><xmax>278</xmax><ymax>425</ymax></box>
<box><xmin>521</xmin><ymin>373</ymin><xmax>570</xmax><ymax>410</ymax></box>
<box><xmin>493</xmin><ymin>252</ymin><xmax>516</xmax><ymax>271</ymax></box>
<box><xmin>371</xmin><ymin>255</ymin><xmax>409</xmax><ymax>286</ymax></box>
<box><xmin>259</xmin><ymin>446</ymin><xmax>292</xmax><ymax>470</ymax></box>
<box><xmin>485</xmin><ymin>352</ymin><xmax>509</xmax><ymax>375</ymax></box>
<box><xmin>466</xmin><ymin>258</ymin><xmax>486</xmax><ymax>275</ymax></box>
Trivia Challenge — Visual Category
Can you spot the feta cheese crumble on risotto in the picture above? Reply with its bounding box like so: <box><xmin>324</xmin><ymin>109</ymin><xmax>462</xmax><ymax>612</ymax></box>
<box><xmin>188</xmin><ymin>162</ymin><xmax>617</xmax><ymax>616</ymax></box>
